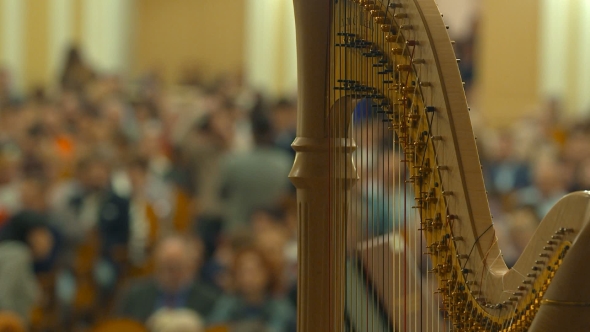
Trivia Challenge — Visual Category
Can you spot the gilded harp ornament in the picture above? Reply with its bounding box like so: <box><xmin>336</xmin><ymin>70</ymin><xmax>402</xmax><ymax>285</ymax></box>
<box><xmin>289</xmin><ymin>0</ymin><xmax>590</xmax><ymax>331</ymax></box>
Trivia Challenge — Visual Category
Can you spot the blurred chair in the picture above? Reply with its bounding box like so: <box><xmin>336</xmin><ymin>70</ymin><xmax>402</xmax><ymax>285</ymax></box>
<box><xmin>29</xmin><ymin>271</ymin><xmax>59</xmax><ymax>331</ymax></box>
<box><xmin>172</xmin><ymin>189</ymin><xmax>193</xmax><ymax>233</ymax></box>
<box><xmin>0</xmin><ymin>311</ymin><xmax>26</xmax><ymax>332</ymax></box>
<box><xmin>70</xmin><ymin>230</ymin><xmax>100</xmax><ymax>323</ymax></box>
<box><xmin>91</xmin><ymin>318</ymin><xmax>147</xmax><ymax>332</ymax></box>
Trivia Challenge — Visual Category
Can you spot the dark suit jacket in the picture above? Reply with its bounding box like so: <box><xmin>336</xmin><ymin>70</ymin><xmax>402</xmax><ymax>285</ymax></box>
<box><xmin>116</xmin><ymin>277</ymin><xmax>220</xmax><ymax>323</ymax></box>
<box><xmin>68</xmin><ymin>188</ymin><xmax>131</xmax><ymax>259</ymax></box>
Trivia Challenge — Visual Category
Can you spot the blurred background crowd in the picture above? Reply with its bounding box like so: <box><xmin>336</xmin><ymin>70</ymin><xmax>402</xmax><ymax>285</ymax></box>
<box><xmin>0</xmin><ymin>0</ymin><xmax>590</xmax><ymax>331</ymax></box>
<box><xmin>0</xmin><ymin>43</ymin><xmax>302</xmax><ymax>331</ymax></box>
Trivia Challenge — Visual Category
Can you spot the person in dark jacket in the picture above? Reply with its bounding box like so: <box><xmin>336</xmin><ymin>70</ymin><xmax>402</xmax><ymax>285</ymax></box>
<box><xmin>116</xmin><ymin>234</ymin><xmax>219</xmax><ymax>323</ymax></box>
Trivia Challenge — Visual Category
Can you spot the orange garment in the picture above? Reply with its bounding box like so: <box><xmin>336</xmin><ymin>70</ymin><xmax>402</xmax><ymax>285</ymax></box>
<box><xmin>55</xmin><ymin>135</ymin><xmax>74</xmax><ymax>156</ymax></box>
<box><xmin>54</xmin><ymin>134</ymin><xmax>76</xmax><ymax>178</ymax></box>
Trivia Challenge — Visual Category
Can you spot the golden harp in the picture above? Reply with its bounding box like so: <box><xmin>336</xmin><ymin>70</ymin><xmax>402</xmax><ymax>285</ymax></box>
<box><xmin>289</xmin><ymin>0</ymin><xmax>590</xmax><ymax>331</ymax></box>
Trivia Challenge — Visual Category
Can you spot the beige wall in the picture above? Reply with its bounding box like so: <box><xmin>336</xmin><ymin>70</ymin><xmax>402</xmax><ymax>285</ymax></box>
<box><xmin>8</xmin><ymin>0</ymin><xmax>579</xmax><ymax>115</ymax></box>
<box><xmin>1</xmin><ymin>0</ymin><xmax>247</xmax><ymax>92</ymax></box>
<box><xmin>476</xmin><ymin>0</ymin><xmax>540</xmax><ymax>127</ymax></box>
<box><xmin>133</xmin><ymin>0</ymin><xmax>246</xmax><ymax>85</ymax></box>
<box><xmin>24</xmin><ymin>0</ymin><xmax>50</xmax><ymax>90</ymax></box>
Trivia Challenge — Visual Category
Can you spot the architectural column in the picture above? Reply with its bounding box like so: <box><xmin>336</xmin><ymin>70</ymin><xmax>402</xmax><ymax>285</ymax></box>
<box><xmin>48</xmin><ymin>0</ymin><xmax>74</xmax><ymax>86</ymax></box>
<box><xmin>0</xmin><ymin>0</ymin><xmax>25</xmax><ymax>94</ymax></box>
<box><xmin>244</xmin><ymin>0</ymin><xmax>297</xmax><ymax>98</ymax></box>
<box><xmin>81</xmin><ymin>0</ymin><xmax>134</xmax><ymax>75</ymax></box>
<box><xmin>539</xmin><ymin>0</ymin><xmax>590</xmax><ymax>116</ymax></box>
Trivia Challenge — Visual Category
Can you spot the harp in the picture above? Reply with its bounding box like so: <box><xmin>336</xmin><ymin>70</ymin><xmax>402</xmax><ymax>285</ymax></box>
<box><xmin>289</xmin><ymin>0</ymin><xmax>590</xmax><ymax>331</ymax></box>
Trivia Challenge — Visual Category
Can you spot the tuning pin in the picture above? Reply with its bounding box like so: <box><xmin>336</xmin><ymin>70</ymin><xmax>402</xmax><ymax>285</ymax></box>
<box><xmin>380</xmin><ymin>24</ymin><xmax>393</xmax><ymax>32</ymax></box>
<box><xmin>391</xmin><ymin>47</ymin><xmax>403</xmax><ymax>54</ymax></box>
<box><xmin>396</xmin><ymin>64</ymin><xmax>412</xmax><ymax>72</ymax></box>
<box><xmin>394</xmin><ymin>13</ymin><xmax>407</xmax><ymax>19</ymax></box>
<box><xmin>385</xmin><ymin>35</ymin><xmax>397</xmax><ymax>42</ymax></box>
<box><xmin>556</xmin><ymin>227</ymin><xmax>574</xmax><ymax>235</ymax></box>
<box><xmin>374</xmin><ymin>16</ymin><xmax>390</xmax><ymax>24</ymax></box>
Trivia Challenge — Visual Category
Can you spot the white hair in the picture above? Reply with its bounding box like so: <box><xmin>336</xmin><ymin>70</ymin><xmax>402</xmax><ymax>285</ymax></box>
<box><xmin>146</xmin><ymin>308</ymin><xmax>204</xmax><ymax>332</ymax></box>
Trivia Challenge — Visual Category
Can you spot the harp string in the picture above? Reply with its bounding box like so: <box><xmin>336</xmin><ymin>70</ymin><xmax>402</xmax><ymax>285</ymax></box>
<box><xmin>336</xmin><ymin>2</ymin><xmax>463</xmax><ymax>330</ymax></box>
<box><xmin>381</xmin><ymin>3</ymin><xmax>391</xmax><ymax>332</ymax></box>
<box><xmin>383</xmin><ymin>4</ymin><xmax>390</xmax><ymax>328</ymax></box>
<box><xmin>334</xmin><ymin>0</ymin><xmax>337</xmax><ymax>329</ymax></box>
<box><xmin>332</xmin><ymin>0</ymin><xmax>346</xmax><ymax>325</ymax></box>
<box><xmin>374</xmin><ymin>9</ymin><xmax>380</xmax><ymax>331</ymax></box>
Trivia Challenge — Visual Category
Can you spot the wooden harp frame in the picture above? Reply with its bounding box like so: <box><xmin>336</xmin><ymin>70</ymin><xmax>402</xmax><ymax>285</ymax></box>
<box><xmin>290</xmin><ymin>0</ymin><xmax>590</xmax><ymax>331</ymax></box>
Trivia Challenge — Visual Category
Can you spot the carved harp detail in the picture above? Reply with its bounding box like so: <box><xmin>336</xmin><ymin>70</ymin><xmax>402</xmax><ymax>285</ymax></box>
<box><xmin>290</xmin><ymin>0</ymin><xmax>590</xmax><ymax>331</ymax></box>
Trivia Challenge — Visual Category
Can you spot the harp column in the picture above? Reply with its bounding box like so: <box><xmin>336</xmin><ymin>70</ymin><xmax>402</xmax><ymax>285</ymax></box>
<box><xmin>290</xmin><ymin>1</ymin><xmax>355</xmax><ymax>331</ymax></box>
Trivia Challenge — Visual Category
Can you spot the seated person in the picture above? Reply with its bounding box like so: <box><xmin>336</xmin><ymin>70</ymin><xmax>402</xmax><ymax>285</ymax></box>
<box><xmin>0</xmin><ymin>210</ymin><xmax>54</xmax><ymax>324</ymax></box>
<box><xmin>208</xmin><ymin>247</ymin><xmax>295</xmax><ymax>332</ymax></box>
<box><xmin>116</xmin><ymin>234</ymin><xmax>219</xmax><ymax>323</ymax></box>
